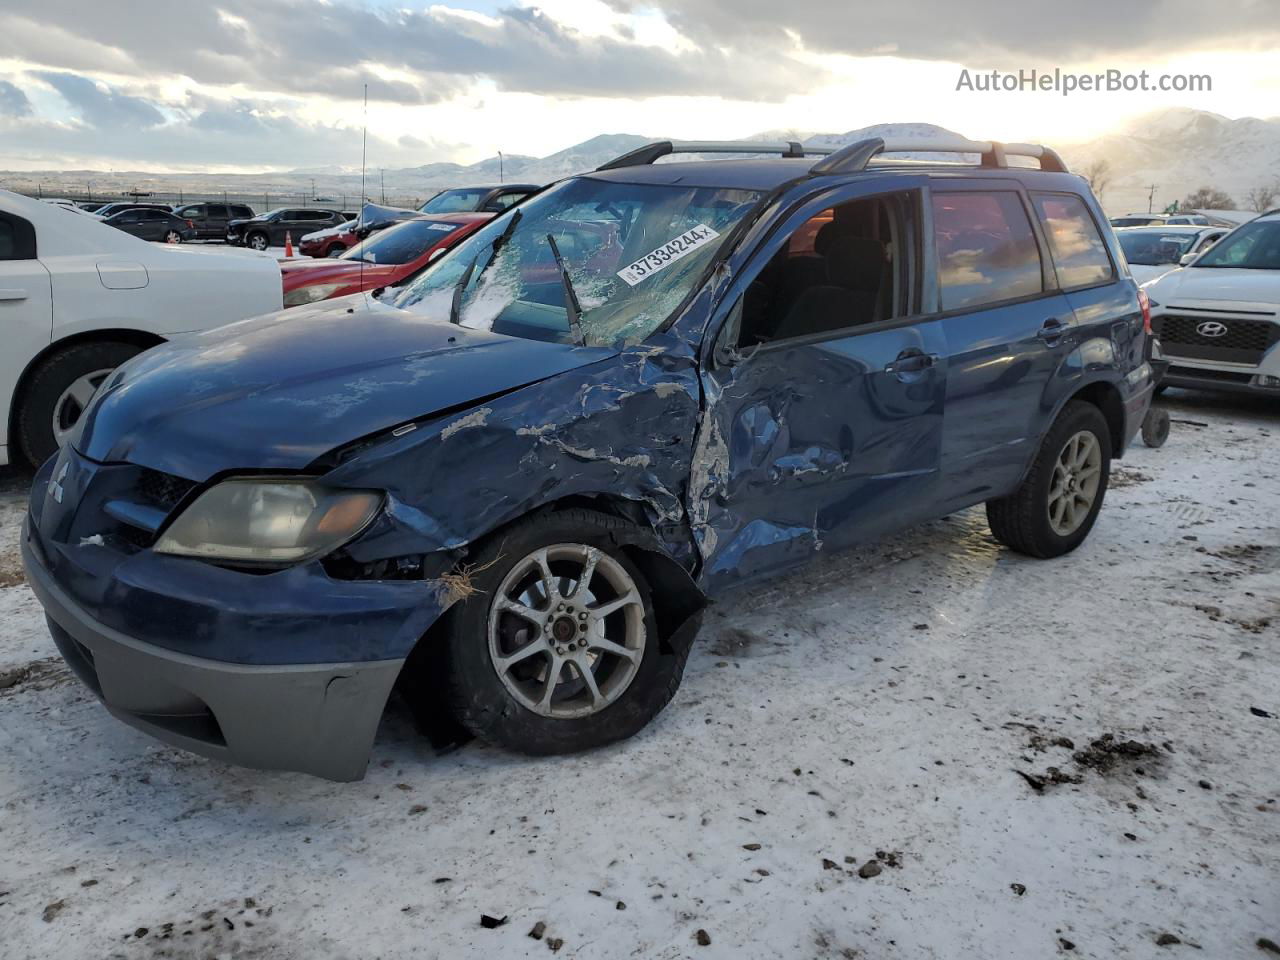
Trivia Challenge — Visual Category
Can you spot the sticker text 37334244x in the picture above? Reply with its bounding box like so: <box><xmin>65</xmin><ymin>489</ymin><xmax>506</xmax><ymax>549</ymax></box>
<box><xmin>616</xmin><ymin>224</ymin><xmax>721</xmax><ymax>287</ymax></box>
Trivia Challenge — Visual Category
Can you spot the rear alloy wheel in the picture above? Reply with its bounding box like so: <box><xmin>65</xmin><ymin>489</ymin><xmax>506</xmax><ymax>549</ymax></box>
<box><xmin>163</xmin><ymin>230</ymin><xmax>182</xmax><ymax>244</ymax></box>
<box><xmin>247</xmin><ymin>231</ymin><xmax>269</xmax><ymax>251</ymax></box>
<box><xmin>986</xmin><ymin>400</ymin><xmax>1112</xmax><ymax>558</ymax></box>
<box><xmin>16</xmin><ymin>341</ymin><xmax>145</xmax><ymax>465</ymax></box>
<box><xmin>435</xmin><ymin>508</ymin><xmax>693</xmax><ymax>755</ymax></box>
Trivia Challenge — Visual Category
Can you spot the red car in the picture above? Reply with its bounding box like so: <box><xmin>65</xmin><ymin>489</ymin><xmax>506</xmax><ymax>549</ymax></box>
<box><xmin>281</xmin><ymin>213</ymin><xmax>491</xmax><ymax>307</ymax></box>
<box><xmin>297</xmin><ymin>219</ymin><xmax>360</xmax><ymax>258</ymax></box>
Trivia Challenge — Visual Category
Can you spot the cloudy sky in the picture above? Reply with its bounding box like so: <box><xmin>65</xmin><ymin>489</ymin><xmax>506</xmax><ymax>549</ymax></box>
<box><xmin>0</xmin><ymin>0</ymin><xmax>1277</xmax><ymax>172</ymax></box>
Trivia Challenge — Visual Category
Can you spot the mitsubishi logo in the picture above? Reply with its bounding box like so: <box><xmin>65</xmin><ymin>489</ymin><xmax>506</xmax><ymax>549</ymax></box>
<box><xmin>1196</xmin><ymin>321</ymin><xmax>1229</xmax><ymax>338</ymax></box>
<box><xmin>49</xmin><ymin>461</ymin><xmax>69</xmax><ymax>504</ymax></box>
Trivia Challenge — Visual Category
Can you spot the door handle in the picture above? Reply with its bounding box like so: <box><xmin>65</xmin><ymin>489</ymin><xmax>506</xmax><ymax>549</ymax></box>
<box><xmin>884</xmin><ymin>351</ymin><xmax>939</xmax><ymax>375</ymax></box>
<box><xmin>0</xmin><ymin>289</ymin><xmax>28</xmax><ymax>301</ymax></box>
<box><xmin>1037</xmin><ymin>318</ymin><xmax>1068</xmax><ymax>344</ymax></box>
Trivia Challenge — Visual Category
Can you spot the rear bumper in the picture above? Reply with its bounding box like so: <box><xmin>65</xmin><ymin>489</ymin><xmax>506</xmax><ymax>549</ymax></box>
<box><xmin>22</xmin><ymin>521</ymin><xmax>404</xmax><ymax>782</ymax></box>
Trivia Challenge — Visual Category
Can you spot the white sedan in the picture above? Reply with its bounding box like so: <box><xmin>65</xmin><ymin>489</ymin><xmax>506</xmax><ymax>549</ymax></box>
<box><xmin>0</xmin><ymin>189</ymin><xmax>283</xmax><ymax>466</ymax></box>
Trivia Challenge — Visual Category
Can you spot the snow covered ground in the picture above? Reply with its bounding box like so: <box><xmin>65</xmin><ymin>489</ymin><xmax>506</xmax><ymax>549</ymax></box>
<box><xmin>0</xmin><ymin>389</ymin><xmax>1277</xmax><ymax>960</ymax></box>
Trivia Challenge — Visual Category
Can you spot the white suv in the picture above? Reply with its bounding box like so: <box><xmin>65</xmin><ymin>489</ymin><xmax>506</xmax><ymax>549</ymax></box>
<box><xmin>1144</xmin><ymin>209</ymin><xmax>1280</xmax><ymax>395</ymax></box>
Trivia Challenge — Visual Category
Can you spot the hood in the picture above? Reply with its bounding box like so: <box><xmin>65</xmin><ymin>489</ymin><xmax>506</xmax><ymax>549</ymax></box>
<box><xmin>1146</xmin><ymin>266</ymin><xmax>1280</xmax><ymax>311</ymax></box>
<box><xmin>280</xmin><ymin>258</ymin><xmax>397</xmax><ymax>291</ymax></box>
<box><xmin>76</xmin><ymin>294</ymin><xmax>615</xmax><ymax>480</ymax></box>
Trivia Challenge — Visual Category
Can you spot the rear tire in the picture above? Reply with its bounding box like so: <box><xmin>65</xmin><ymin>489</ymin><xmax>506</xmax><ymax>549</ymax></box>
<box><xmin>15</xmin><ymin>341</ymin><xmax>145</xmax><ymax>466</ymax></box>
<box><xmin>1141</xmin><ymin>407</ymin><xmax>1170</xmax><ymax>447</ymax></box>
<box><xmin>986</xmin><ymin>400</ymin><xmax>1112</xmax><ymax>559</ymax></box>
<box><xmin>432</xmin><ymin>508</ymin><xmax>692</xmax><ymax>755</ymax></box>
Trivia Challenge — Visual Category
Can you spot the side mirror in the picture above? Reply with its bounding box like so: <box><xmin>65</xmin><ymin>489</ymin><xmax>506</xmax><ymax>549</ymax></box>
<box><xmin>1179</xmin><ymin>253</ymin><xmax>1197</xmax><ymax>267</ymax></box>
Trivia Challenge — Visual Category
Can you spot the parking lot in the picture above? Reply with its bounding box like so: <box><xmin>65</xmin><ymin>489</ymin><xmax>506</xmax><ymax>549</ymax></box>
<box><xmin>1</xmin><ymin>387</ymin><xmax>1276</xmax><ymax>960</ymax></box>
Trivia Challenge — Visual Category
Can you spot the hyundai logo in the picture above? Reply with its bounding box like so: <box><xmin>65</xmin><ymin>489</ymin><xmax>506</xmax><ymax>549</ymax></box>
<box><xmin>1196</xmin><ymin>321</ymin><xmax>1229</xmax><ymax>338</ymax></box>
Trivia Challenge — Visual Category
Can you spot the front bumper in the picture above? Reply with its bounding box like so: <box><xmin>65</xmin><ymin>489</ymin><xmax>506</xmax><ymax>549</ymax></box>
<box><xmin>1161</xmin><ymin>362</ymin><xmax>1280</xmax><ymax>396</ymax></box>
<box><xmin>23</xmin><ymin>519</ymin><xmax>410</xmax><ymax>782</ymax></box>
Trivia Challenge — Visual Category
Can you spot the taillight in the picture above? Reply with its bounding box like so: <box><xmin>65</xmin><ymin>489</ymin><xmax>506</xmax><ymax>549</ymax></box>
<box><xmin>1137</xmin><ymin>287</ymin><xmax>1152</xmax><ymax>335</ymax></box>
<box><xmin>186</xmin><ymin>219</ymin><xmax>195</xmax><ymax>229</ymax></box>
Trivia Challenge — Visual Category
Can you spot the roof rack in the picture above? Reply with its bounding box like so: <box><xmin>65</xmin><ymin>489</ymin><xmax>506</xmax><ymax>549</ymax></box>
<box><xmin>810</xmin><ymin>137</ymin><xmax>1068</xmax><ymax>175</ymax></box>
<box><xmin>596</xmin><ymin>140</ymin><xmax>837</xmax><ymax>171</ymax></box>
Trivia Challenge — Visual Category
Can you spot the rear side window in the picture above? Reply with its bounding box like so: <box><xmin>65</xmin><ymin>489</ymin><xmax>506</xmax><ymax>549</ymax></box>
<box><xmin>1032</xmin><ymin>194</ymin><xmax>1114</xmax><ymax>288</ymax></box>
<box><xmin>0</xmin><ymin>212</ymin><xmax>36</xmax><ymax>259</ymax></box>
<box><xmin>931</xmin><ymin>192</ymin><xmax>1043</xmax><ymax>311</ymax></box>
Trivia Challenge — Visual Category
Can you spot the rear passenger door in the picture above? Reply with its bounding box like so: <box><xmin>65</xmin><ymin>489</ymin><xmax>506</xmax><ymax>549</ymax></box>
<box><xmin>203</xmin><ymin>204</ymin><xmax>231</xmax><ymax>238</ymax></box>
<box><xmin>930</xmin><ymin>184</ymin><xmax>1077</xmax><ymax>511</ymax></box>
<box><xmin>694</xmin><ymin>178</ymin><xmax>949</xmax><ymax>591</ymax></box>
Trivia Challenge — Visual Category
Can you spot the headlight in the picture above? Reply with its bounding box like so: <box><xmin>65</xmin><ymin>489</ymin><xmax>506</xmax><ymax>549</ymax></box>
<box><xmin>284</xmin><ymin>283</ymin><xmax>344</xmax><ymax>307</ymax></box>
<box><xmin>154</xmin><ymin>479</ymin><xmax>382</xmax><ymax>565</ymax></box>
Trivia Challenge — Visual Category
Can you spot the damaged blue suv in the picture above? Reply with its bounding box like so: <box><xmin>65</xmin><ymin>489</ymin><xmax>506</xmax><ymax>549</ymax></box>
<box><xmin>22</xmin><ymin>138</ymin><xmax>1155</xmax><ymax>780</ymax></box>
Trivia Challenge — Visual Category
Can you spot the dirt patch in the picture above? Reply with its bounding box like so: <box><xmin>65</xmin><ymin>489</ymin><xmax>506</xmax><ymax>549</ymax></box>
<box><xmin>1072</xmin><ymin>734</ymin><xmax>1162</xmax><ymax>775</ymax></box>
<box><xmin>1109</xmin><ymin>468</ymin><xmax>1153</xmax><ymax>489</ymax></box>
<box><xmin>0</xmin><ymin>658</ymin><xmax>72</xmax><ymax>696</ymax></box>
<box><xmin>121</xmin><ymin>898</ymin><xmax>277</xmax><ymax>958</ymax></box>
<box><xmin>709</xmin><ymin>627</ymin><xmax>774</xmax><ymax>658</ymax></box>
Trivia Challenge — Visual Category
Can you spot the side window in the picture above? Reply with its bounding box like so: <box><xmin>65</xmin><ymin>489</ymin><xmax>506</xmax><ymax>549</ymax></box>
<box><xmin>116</xmin><ymin>210</ymin><xmax>141</xmax><ymax>224</ymax></box>
<box><xmin>932</xmin><ymin>191</ymin><xmax>1043</xmax><ymax>311</ymax></box>
<box><xmin>206</xmin><ymin>204</ymin><xmax>228</xmax><ymax>218</ymax></box>
<box><xmin>736</xmin><ymin>191</ymin><xmax>915</xmax><ymax>347</ymax></box>
<box><xmin>183</xmin><ymin>205</ymin><xmax>206</xmax><ymax>218</ymax></box>
<box><xmin>1031</xmin><ymin>193</ymin><xmax>1114</xmax><ymax>288</ymax></box>
<box><xmin>0</xmin><ymin>212</ymin><xmax>36</xmax><ymax>260</ymax></box>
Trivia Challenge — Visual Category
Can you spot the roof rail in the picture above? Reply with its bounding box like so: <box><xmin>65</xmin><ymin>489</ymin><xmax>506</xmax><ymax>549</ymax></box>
<box><xmin>596</xmin><ymin>140</ymin><xmax>838</xmax><ymax>171</ymax></box>
<box><xmin>809</xmin><ymin>137</ymin><xmax>1069</xmax><ymax>175</ymax></box>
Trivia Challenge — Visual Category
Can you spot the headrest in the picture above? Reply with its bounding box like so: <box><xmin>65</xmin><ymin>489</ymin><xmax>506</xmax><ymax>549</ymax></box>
<box><xmin>825</xmin><ymin>235</ymin><xmax>884</xmax><ymax>290</ymax></box>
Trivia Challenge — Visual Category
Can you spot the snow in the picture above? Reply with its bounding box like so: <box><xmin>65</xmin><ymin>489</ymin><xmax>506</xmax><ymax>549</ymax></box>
<box><xmin>0</xmin><ymin>390</ymin><xmax>1277</xmax><ymax>959</ymax></box>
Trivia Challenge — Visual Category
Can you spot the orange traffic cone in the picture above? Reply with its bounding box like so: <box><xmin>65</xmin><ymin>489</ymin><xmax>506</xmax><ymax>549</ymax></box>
<box><xmin>284</xmin><ymin>231</ymin><xmax>294</xmax><ymax>257</ymax></box>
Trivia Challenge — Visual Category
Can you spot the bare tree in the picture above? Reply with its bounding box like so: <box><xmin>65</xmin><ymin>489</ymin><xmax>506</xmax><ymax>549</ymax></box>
<box><xmin>1245</xmin><ymin>180</ymin><xmax>1280</xmax><ymax>213</ymax></box>
<box><xmin>1181</xmin><ymin>186</ymin><xmax>1235</xmax><ymax>210</ymax></box>
<box><xmin>1082</xmin><ymin>158</ymin><xmax>1112</xmax><ymax>197</ymax></box>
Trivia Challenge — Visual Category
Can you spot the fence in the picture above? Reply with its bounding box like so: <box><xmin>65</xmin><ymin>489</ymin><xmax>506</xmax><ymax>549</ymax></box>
<box><xmin>2</xmin><ymin>183</ymin><xmax>423</xmax><ymax>215</ymax></box>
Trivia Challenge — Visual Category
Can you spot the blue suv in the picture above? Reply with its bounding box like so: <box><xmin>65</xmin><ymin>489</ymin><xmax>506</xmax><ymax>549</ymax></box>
<box><xmin>22</xmin><ymin>137</ymin><xmax>1156</xmax><ymax>780</ymax></box>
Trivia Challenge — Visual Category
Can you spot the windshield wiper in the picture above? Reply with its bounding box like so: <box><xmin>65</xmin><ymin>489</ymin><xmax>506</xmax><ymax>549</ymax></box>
<box><xmin>449</xmin><ymin>256</ymin><xmax>478</xmax><ymax>326</ymax></box>
<box><xmin>545</xmin><ymin>233</ymin><xmax>587</xmax><ymax>346</ymax></box>
<box><xmin>492</xmin><ymin>208</ymin><xmax>522</xmax><ymax>255</ymax></box>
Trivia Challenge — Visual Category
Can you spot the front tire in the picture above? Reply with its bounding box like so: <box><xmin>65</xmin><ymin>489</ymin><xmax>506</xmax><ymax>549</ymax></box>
<box><xmin>15</xmin><ymin>341</ymin><xmax>144</xmax><ymax>465</ymax></box>
<box><xmin>436</xmin><ymin>509</ymin><xmax>690</xmax><ymax>755</ymax></box>
<box><xmin>986</xmin><ymin>400</ymin><xmax>1112</xmax><ymax>558</ymax></box>
<box><xmin>247</xmin><ymin>231</ymin><xmax>269</xmax><ymax>251</ymax></box>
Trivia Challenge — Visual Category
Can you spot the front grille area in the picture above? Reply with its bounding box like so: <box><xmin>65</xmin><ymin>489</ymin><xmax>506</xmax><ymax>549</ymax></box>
<box><xmin>137</xmin><ymin>468</ymin><xmax>197</xmax><ymax>510</ymax></box>
<box><xmin>1154</xmin><ymin>314</ymin><xmax>1280</xmax><ymax>365</ymax></box>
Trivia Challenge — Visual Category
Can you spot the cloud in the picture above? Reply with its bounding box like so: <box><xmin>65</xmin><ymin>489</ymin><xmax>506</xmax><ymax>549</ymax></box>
<box><xmin>0</xmin><ymin>80</ymin><xmax>31</xmax><ymax>117</ymax></box>
<box><xmin>36</xmin><ymin>71</ymin><xmax>165</xmax><ymax>128</ymax></box>
<box><xmin>0</xmin><ymin>0</ymin><xmax>817</xmax><ymax>104</ymax></box>
<box><xmin>607</xmin><ymin>0</ymin><xmax>1280</xmax><ymax>65</ymax></box>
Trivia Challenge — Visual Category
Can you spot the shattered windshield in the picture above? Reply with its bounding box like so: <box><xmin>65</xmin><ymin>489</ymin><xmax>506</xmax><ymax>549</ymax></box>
<box><xmin>393</xmin><ymin>177</ymin><xmax>763</xmax><ymax>346</ymax></box>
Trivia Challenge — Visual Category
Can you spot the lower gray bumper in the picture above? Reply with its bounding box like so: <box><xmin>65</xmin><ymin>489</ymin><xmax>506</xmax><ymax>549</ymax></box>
<box><xmin>23</xmin><ymin>530</ymin><xmax>403</xmax><ymax>782</ymax></box>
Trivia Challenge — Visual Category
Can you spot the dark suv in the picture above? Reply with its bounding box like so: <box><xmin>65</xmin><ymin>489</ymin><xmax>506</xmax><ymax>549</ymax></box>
<box><xmin>172</xmin><ymin>202</ymin><xmax>255</xmax><ymax>240</ymax></box>
<box><xmin>227</xmin><ymin>207</ymin><xmax>346</xmax><ymax>250</ymax></box>
<box><xmin>22</xmin><ymin>137</ymin><xmax>1155</xmax><ymax>781</ymax></box>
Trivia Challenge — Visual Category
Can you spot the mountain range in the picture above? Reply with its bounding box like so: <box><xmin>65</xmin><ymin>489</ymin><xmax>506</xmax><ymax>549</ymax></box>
<box><xmin>3</xmin><ymin>110</ymin><xmax>1277</xmax><ymax>216</ymax></box>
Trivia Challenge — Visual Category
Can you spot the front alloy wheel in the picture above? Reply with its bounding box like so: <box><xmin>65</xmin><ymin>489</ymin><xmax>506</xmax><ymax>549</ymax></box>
<box><xmin>247</xmin><ymin>232</ymin><xmax>269</xmax><ymax>250</ymax></box>
<box><xmin>488</xmin><ymin>543</ymin><xmax>646</xmax><ymax>719</ymax></box>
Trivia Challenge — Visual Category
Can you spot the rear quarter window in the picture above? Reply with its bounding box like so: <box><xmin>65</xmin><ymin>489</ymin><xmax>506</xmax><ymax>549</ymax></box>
<box><xmin>1032</xmin><ymin>193</ymin><xmax>1115</xmax><ymax>288</ymax></box>
<box><xmin>931</xmin><ymin>191</ymin><xmax>1043</xmax><ymax>311</ymax></box>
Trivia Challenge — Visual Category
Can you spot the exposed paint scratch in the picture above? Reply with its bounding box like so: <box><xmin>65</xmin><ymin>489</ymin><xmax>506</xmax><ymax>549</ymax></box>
<box><xmin>441</xmin><ymin>407</ymin><xmax>491</xmax><ymax>440</ymax></box>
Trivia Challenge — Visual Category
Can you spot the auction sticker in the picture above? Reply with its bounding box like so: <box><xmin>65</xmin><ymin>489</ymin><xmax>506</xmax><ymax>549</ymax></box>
<box><xmin>616</xmin><ymin>224</ymin><xmax>721</xmax><ymax>286</ymax></box>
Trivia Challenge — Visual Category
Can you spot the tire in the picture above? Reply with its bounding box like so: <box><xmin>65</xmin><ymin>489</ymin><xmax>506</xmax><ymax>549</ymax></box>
<box><xmin>1141</xmin><ymin>407</ymin><xmax>1170</xmax><ymax>448</ymax></box>
<box><xmin>247</xmin><ymin>231</ymin><xmax>269</xmax><ymax>251</ymax></box>
<box><xmin>986</xmin><ymin>400</ymin><xmax>1112</xmax><ymax>559</ymax></box>
<box><xmin>163</xmin><ymin>230</ymin><xmax>182</xmax><ymax>244</ymax></box>
<box><xmin>15</xmin><ymin>341</ymin><xmax>144</xmax><ymax>466</ymax></box>
<box><xmin>434</xmin><ymin>508</ymin><xmax>691</xmax><ymax>755</ymax></box>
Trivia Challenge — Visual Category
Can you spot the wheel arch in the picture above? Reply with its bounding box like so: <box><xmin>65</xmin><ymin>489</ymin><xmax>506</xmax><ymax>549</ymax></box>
<box><xmin>1065</xmin><ymin>378</ymin><xmax>1126</xmax><ymax>458</ymax></box>
<box><xmin>7</xmin><ymin>328</ymin><xmax>166</xmax><ymax>462</ymax></box>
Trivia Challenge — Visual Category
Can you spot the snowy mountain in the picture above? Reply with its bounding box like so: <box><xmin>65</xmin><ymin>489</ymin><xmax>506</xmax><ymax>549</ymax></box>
<box><xmin>1059</xmin><ymin>109</ymin><xmax>1280</xmax><ymax>215</ymax></box>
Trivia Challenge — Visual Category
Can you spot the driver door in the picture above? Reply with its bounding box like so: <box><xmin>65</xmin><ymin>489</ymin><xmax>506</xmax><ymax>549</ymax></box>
<box><xmin>690</xmin><ymin>179</ymin><xmax>949</xmax><ymax>593</ymax></box>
